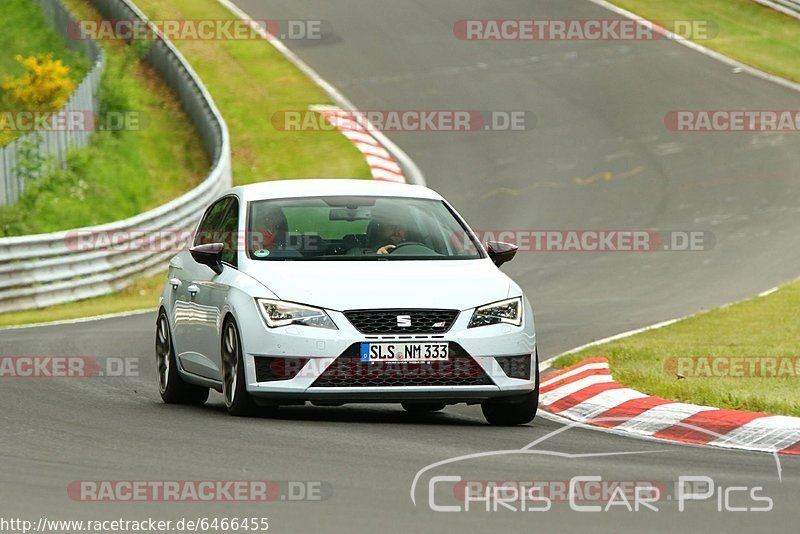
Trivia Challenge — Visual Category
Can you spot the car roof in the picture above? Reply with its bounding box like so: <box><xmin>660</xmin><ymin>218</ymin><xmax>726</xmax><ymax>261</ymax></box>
<box><xmin>230</xmin><ymin>179</ymin><xmax>444</xmax><ymax>203</ymax></box>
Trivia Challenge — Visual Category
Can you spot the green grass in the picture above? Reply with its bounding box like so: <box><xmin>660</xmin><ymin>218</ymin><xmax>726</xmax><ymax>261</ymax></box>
<box><xmin>11</xmin><ymin>0</ymin><xmax>796</xmax><ymax>329</ymax></box>
<box><xmin>0</xmin><ymin>271</ymin><xmax>165</xmax><ymax>328</ymax></box>
<box><xmin>0</xmin><ymin>0</ymin><xmax>209</xmax><ymax>236</ymax></box>
<box><xmin>132</xmin><ymin>0</ymin><xmax>371</xmax><ymax>184</ymax></box>
<box><xmin>614</xmin><ymin>0</ymin><xmax>800</xmax><ymax>83</ymax></box>
<box><xmin>0</xmin><ymin>0</ymin><xmax>371</xmax><ymax>325</ymax></box>
<box><xmin>553</xmin><ymin>280</ymin><xmax>800</xmax><ymax>416</ymax></box>
<box><xmin>549</xmin><ymin>0</ymin><xmax>800</xmax><ymax>417</ymax></box>
<box><xmin>0</xmin><ymin>0</ymin><xmax>89</xmax><ymax>80</ymax></box>
<box><xmin>0</xmin><ymin>0</ymin><xmax>90</xmax><ymax>146</ymax></box>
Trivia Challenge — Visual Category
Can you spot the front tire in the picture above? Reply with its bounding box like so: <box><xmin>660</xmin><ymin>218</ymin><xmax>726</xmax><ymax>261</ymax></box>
<box><xmin>481</xmin><ymin>391</ymin><xmax>538</xmax><ymax>426</ymax></box>
<box><xmin>481</xmin><ymin>361</ymin><xmax>539</xmax><ymax>426</ymax></box>
<box><xmin>221</xmin><ymin>318</ymin><xmax>258</xmax><ymax>416</ymax></box>
<box><xmin>156</xmin><ymin>310</ymin><xmax>209</xmax><ymax>405</ymax></box>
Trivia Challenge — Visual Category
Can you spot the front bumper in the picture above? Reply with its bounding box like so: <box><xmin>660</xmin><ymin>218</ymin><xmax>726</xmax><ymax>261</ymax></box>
<box><xmin>238</xmin><ymin>300</ymin><xmax>537</xmax><ymax>403</ymax></box>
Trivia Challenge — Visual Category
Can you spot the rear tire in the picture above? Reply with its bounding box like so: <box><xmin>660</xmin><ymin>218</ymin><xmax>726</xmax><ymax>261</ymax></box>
<box><xmin>402</xmin><ymin>402</ymin><xmax>447</xmax><ymax>414</ymax></box>
<box><xmin>156</xmin><ymin>310</ymin><xmax>209</xmax><ymax>405</ymax></box>
<box><xmin>221</xmin><ymin>318</ymin><xmax>258</xmax><ymax>417</ymax></box>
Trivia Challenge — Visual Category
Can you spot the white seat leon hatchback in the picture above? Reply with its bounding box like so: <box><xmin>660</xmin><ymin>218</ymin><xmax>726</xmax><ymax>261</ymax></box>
<box><xmin>156</xmin><ymin>179</ymin><xmax>538</xmax><ymax>425</ymax></box>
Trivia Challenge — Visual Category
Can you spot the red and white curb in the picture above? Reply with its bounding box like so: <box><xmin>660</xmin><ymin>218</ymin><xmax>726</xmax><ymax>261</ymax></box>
<box><xmin>311</xmin><ymin>105</ymin><xmax>407</xmax><ymax>183</ymax></box>
<box><xmin>540</xmin><ymin>357</ymin><xmax>800</xmax><ymax>455</ymax></box>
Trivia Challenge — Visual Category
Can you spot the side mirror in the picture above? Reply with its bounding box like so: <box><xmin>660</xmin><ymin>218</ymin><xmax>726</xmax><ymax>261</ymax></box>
<box><xmin>486</xmin><ymin>241</ymin><xmax>518</xmax><ymax>268</ymax></box>
<box><xmin>190</xmin><ymin>242</ymin><xmax>224</xmax><ymax>274</ymax></box>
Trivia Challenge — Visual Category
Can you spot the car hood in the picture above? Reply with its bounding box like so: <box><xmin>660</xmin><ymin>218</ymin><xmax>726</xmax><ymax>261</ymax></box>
<box><xmin>244</xmin><ymin>259</ymin><xmax>514</xmax><ymax>311</ymax></box>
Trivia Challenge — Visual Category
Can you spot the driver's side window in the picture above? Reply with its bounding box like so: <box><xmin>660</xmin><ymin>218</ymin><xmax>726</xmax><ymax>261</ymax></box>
<box><xmin>218</xmin><ymin>198</ymin><xmax>239</xmax><ymax>266</ymax></box>
<box><xmin>195</xmin><ymin>198</ymin><xmax>233</xmax><ymax>247</ymax></box>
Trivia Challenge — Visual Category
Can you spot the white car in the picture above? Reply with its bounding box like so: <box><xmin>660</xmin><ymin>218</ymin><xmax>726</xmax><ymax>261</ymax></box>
<box><xmin>156</xmin><ymin>179</ymin><xmax>538</xmax><ymax>425</ymax></box>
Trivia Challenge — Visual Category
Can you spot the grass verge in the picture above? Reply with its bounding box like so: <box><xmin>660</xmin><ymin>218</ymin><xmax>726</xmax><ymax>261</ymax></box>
<box><xmin>0</xmin><ymin>271</ymin><xmax>163</xmax><ymax>328</ymax></box>
<box><xmin>0</xmin><ymin>0</ymin><xmax>209</xmax><ymax>236</ymax></box>
<box><xmin>613</xmin><ymin>0</ymin><xmax>800</xmax><ymax>83</ymax></box>
<box><xmin>0</xmin><ymin>0</ymin><xmax>371</xmax><ymax>325</ymax></box>
<box><xmin>553</xmin><ymin>280</ymin><xmax>800</xmax><ymax>416</ymax></box>
<box><xmin>550</xmin><ymin>0</ymin><xmax>800</xmax><ymax>417</ymax></box>
<box><xmin>1</xmin><ymin>0</ymin><xmax>90</xmax><ymax>146</ymax></box>
<box><xmin>132</xmin><ymin>0</ymin><xmax>371</xmax><ymax>184</ymax></box>
<box><xmin>0</xmin><ymin>0</ymin><xmax>89</xmax><ymax>83</ymax></box>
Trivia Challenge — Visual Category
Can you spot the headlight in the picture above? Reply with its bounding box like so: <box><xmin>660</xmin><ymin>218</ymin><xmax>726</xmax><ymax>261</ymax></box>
<box><xmin>468</xmin><ymin>297</ymin><xmax>523</xmax><ymax>328</ymax></box>
<box><xmin>257</xmin><ymin>299</ymin><xmax>337</xmax><ymax>330</ymax></box>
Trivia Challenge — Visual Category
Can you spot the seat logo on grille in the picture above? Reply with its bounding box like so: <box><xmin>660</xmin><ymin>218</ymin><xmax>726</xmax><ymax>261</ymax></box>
<box><xmin>396</xmin><ymin>315</ymin><xmax>412</xmax><ymax>327</ymax></box>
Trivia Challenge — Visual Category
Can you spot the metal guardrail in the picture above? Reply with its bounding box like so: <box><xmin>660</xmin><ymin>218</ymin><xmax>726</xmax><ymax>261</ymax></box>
<box><xmin>0</xmin><ymin>0</ymin><xmax>105</xmax><ymax>206</ymax></box>
<box><xmin>752</xmin><ymin>0</ymin><xmax>800</xmax><ymax>19</ymax></box>
<box><xmin>0</xmin><ymin>0</ymin><xmax>232</xmax><ymax>313</ymax></box>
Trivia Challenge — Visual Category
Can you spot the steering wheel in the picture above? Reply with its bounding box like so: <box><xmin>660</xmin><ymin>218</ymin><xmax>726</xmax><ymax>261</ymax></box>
<box><xmin>387</xmin><ymin>241</ymin><xmax>430</xmax><ymax>253</ymax></box>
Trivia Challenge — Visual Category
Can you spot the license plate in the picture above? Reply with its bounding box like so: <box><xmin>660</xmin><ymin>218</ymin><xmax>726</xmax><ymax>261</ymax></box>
<box><xmin>360</xmin><ymin>342</ymin><xmax>449</xmax><ymax>362</ymax></box>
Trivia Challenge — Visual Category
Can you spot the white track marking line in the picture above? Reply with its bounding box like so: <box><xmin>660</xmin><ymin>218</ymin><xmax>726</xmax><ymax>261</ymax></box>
<box><xmin>0</xmin><ymin>308</ymin><xmax>155</xmax><ymax>331</ymax></box>
<box><xmin>759</xmin><ymin>287</ymin><xmax>779</xmax><ymax>297</ymax></box>
<box><xmin>546</xmin><ymin>318</ymin><xmax>683</xmax><ymax>367</ymax></box>
<box><xmin>585</xmin><ymin>0</ymin><xmax>800</xmax><ymax>94</ymax></box>
<box><xmin>746</xmin><ymin>0</ymin><xmax>800</xmax><ymax>21</ymax></box>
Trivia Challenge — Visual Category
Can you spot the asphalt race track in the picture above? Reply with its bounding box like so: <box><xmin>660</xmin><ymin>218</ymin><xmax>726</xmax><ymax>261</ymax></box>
<box><xmin>3</xmin><ymin>0</ymin><xmax>800</xmax><ymax>531</ymax></box>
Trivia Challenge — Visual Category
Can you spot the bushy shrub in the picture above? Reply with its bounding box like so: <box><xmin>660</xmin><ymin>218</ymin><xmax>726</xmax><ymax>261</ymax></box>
<box><xmin>2</xmin><ymin>54</ymin><xmax>76</xmax><ymax>111</ymax></box>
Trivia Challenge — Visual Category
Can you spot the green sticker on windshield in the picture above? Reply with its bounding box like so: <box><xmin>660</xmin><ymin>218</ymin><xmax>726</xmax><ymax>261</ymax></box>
<box><xmin>254</xmin><ymin>249</ymin><xmax>271</xmax><ymax>258</ymax></box>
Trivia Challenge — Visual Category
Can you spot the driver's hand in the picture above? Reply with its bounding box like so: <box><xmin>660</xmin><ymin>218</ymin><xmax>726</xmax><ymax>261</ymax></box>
<box><xmin>377</xmin><ymin>244</ymin><xmax>396</xmax><ymax>255</ymax></box>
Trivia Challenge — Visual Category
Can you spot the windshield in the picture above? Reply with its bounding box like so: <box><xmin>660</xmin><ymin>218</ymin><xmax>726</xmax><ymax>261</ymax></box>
<box><xmin>246</xmin><ymin>196</ymin><xmax>483</xmax><ymax>261</ymax></box>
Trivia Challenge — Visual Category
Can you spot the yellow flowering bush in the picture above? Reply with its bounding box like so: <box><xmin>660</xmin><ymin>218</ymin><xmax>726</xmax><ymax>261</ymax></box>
<box><xmin>0</xmin><ymin>129</ymin><xmax>13</xmax><ymax>146</ymax></box>
<box><xmin>2</xmin><ymin>54</ymin><xmax>76</xmax><ymax>111</ymax></box>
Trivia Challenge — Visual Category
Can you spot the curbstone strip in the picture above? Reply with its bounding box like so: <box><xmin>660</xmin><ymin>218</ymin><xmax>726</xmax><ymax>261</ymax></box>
<box><xmin>541</xmin><ymin>358</ymin><xmax>800</xmax><ymax>455</ymax></box>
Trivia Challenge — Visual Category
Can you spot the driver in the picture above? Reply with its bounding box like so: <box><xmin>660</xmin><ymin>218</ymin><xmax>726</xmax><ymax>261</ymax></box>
<box><xmin>375</xmin><ymin>220</ymin><xmax>409</xmax><ymax>255</ymax></box>
<box><xmin>250</xmin><ymin>207</ymin><xmax>287</xmax><ymax>256</ymax></box>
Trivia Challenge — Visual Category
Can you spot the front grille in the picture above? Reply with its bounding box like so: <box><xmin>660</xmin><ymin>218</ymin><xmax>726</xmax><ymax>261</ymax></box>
<box><xmin>495</xmin><ymin>355</ymin><xmax>531</xmax><ymax>380</ymax></box>
<box><xmin>310</xmin><ymin>343</ymin><xmax>493</xmax><ymax>387</ymax></box>
<box><xmin>344</xmin><ymin>309</ymin><xmax>459</xmax><ymax>334</ymax></box>
<box><xmin>254</xmin><ymin>357</ymin><xmax>309</xmax><ymax>382</ymax></box>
